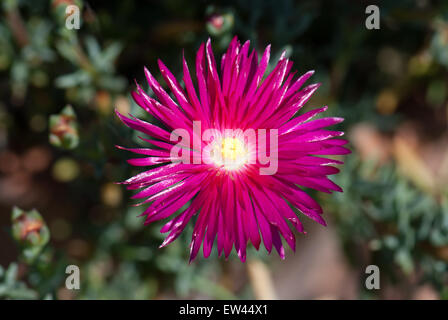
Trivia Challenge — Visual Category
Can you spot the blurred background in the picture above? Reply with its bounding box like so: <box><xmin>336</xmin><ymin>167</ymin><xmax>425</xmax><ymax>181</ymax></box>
<box><xmin>0</xmin><ymin>0</ymin><xmax>447</xmax><ymax>300</ymax></box>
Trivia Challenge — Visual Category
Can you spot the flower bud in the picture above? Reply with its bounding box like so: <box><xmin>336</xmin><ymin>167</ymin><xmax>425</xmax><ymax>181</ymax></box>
<box><xmin>11</xmin><ymin>207</ymin><xmax>50</xmax><ymax>263</ymax></box>
<box><xmin>49</xmin><ymin>105</ymin><xmax>79</xmax><ymax>149</ymax></box>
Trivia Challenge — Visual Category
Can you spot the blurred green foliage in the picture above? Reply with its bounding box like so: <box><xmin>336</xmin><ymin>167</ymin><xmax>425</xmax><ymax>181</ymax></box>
<box><xmin>330</xmin><ymin>156</ymin><xmax>448</xmax><ymax>296</ymax></box>
<box><xmin>0</xmin><ymin>263</ymin><xmax>38</xmax><ymax>299</ymax></box>
<box><xmin>0</xmin><ymin>0</ymin><xmax>448</xmax><ymax>299</ymax></box>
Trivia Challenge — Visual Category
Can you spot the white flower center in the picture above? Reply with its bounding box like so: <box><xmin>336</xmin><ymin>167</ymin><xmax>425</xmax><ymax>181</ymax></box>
<box><xmin>210</xmin><ymin>137</ymin><xmax>249</xmax><ymax>170</ymax></box>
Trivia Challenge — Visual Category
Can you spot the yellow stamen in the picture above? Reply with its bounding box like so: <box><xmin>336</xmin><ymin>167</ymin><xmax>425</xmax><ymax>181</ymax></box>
<box><xmin>211</xmin><ymin>137</ymin><xmax>249</xmax><ymax>170</ymax></box>
<box><xmin>221</xmin><ymin>137</ymin><xmax>245</xmax><ymax>161</ymax></box>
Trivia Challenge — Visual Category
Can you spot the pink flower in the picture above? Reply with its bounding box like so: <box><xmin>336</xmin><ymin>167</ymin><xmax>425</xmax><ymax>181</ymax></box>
<box><xmin>116</xmin><ymin>37</ymin><xmax>350</xmax><ymax>262</ymax></box>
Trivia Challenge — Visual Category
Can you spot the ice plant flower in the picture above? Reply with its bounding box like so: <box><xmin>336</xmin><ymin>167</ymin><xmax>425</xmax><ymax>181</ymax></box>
<box><xmin>116</xmin><ymin>37</ymin><xmax>350</xmax><ymax>262</ymax></box>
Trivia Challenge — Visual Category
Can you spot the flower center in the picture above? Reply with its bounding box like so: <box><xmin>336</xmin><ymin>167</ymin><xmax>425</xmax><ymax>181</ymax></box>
<box><xmin>211</xmin><ymin>137</ymin><xmax>249</xmax><ymax>170</ymax></box>
<box><xmin>221</xmin><ymin>137</ymin><xmax>245</xmax><ymax>161</ymax></box>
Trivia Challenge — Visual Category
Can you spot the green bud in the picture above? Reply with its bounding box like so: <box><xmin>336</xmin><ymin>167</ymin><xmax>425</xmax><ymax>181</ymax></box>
<box><xmin>49</xmin><ymin>104</ymin><xmax>79</xmax><ymax>149</ymax></box>
<box><xmin>206</xmin><ymin>12</ymin><xmax>234</xmax><ymax>36</ymax></box>
<box><xmin>11</xmin><ymin>207</ymin><xmax>50</xmax><ymax>264</ymax></box>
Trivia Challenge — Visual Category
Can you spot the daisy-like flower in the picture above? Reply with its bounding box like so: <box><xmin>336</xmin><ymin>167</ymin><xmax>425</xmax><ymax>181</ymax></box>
<box><xmin>116</xmin><ymin>37</ymin><xmax>350</xmax><ymax>262</ymax></box>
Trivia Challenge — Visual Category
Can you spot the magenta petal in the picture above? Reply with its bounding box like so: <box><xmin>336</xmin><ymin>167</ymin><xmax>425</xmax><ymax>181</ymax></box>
<box><xmin>115</xmin><ymin>110</ymin><xmax>171</xmax><ymax>141</ymax></box>
<box><xmin>271</xmin><ymin>226</ymin><xmax>285</xmax><ymax>259</ymax></box>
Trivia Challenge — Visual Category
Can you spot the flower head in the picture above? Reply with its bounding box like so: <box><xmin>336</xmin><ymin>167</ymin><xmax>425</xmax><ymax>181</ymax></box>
<box><xmin>116</xmin><ymin>37</ymin><xmax>350</xmax><ymax>262</ymax></box>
